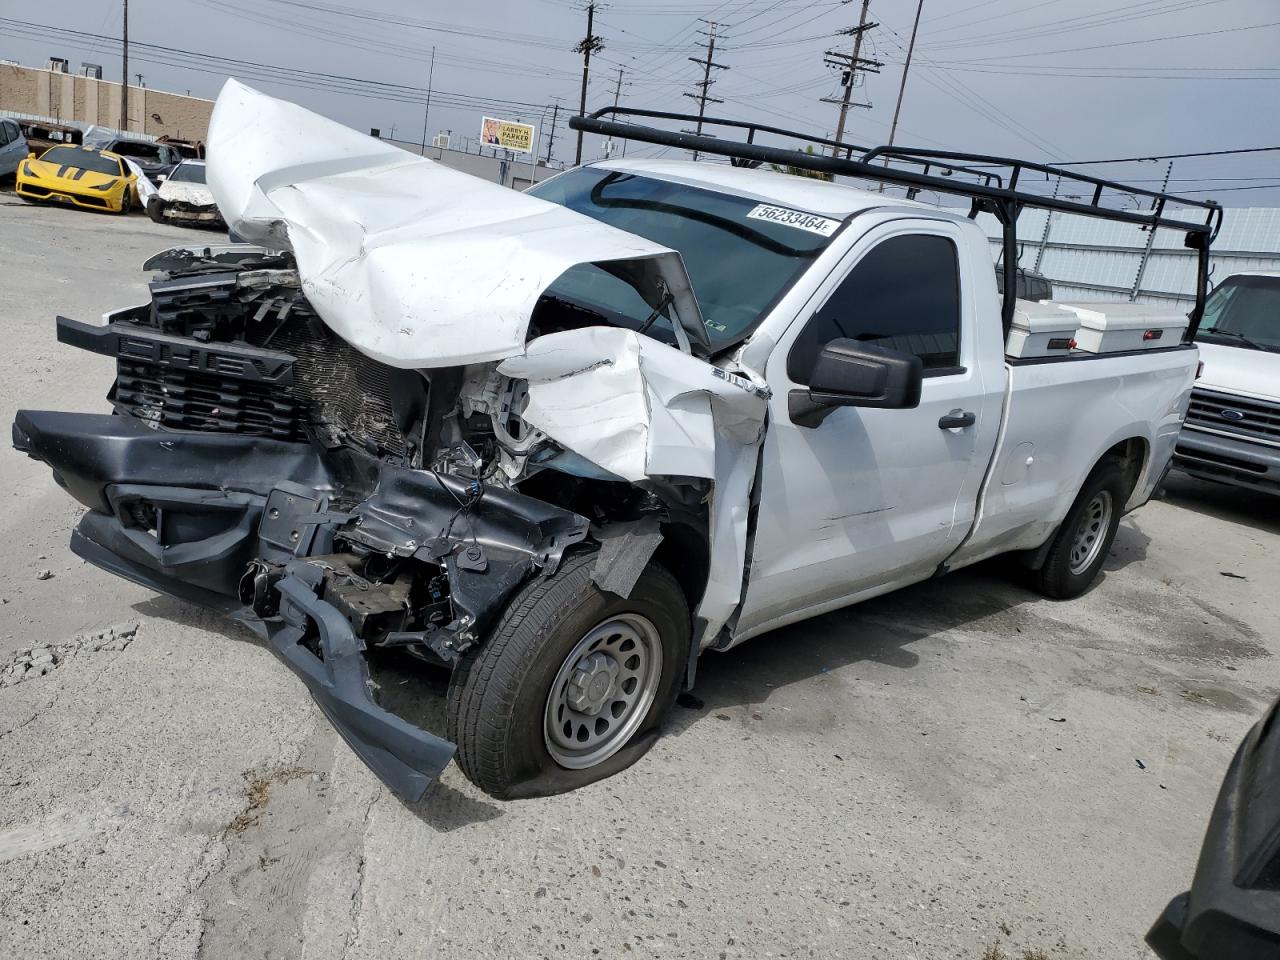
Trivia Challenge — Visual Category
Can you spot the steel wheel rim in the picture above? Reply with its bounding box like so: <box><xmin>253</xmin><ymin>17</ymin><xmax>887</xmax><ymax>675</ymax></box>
<box><xmin>1068</xmin><ymin>489</ymin><xmax>1113</xmax><ymax>575</ymax></box>
<box><xmin>544</xmin><ymin>613</ymin><xmax>663</xmax><ymax>770</ymax></box>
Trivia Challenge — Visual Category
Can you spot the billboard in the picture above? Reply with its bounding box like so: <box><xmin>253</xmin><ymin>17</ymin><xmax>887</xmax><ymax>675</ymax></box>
<box><xmin>480</xmin><ymin>116</ymin><xmax>536</xmax><ymax>155</ymax></box>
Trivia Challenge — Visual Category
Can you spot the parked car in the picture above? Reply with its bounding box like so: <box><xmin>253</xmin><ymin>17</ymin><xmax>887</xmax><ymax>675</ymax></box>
<box><xmin>146</xmin><ymin>160</ymin><xmax>224</xmax><ymax>227</ymax></box>
<box><xmin>1172</xmin><ymin>272</ymin><xmax>1280</xmax><ymax>494</ymax></box>
<box><xmin>96</xmin><ymin>136</ymin><xmax>185</xmax><ymax>182</ymax></box>
<box><xmin>1147</xmin><ymin>695</ymin><xmax>1280</xmax><ymax>959</ymax></box>
<box><xmin>15</xmin><ymin>144</ymin><xmax>139</xmax><ymax>214</ymax></box>
<box><xmin>0</xmin><ymin>117</ymin><xmax>28</xmax><ymax>178</ymax></box>
<box><xmin>17</xmin><ymin>118</ymin><xmax>83</xmax><ymax>154</ymax></box>
<box><xmin>12</xmin><ymin>82</ymin><xmax>1217</xmax><ymax>802</ymax></box>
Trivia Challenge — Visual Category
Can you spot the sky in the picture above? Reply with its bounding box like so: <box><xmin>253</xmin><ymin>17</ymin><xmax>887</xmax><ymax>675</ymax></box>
<box><xmin>3</xmin><ymin>0</ymin><xmax>1279</xmax><ymax>205</ymax></box>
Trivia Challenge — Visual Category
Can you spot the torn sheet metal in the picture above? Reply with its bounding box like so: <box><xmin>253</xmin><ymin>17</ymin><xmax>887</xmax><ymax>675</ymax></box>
<box><xmin>498</xmin><ymin>327</ymin><xmax>770</xmax><ymax>641</ymax></box>
<box><xmin>205</xmin><ymin>79</ymin><xmax>707</xmax><ymax>369</ymax></box>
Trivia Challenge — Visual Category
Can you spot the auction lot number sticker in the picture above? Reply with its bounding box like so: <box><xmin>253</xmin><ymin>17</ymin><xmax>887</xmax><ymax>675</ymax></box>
<box><xmin>746</xmin><ymin>204</ymin><xmax>841</xmax><ymax>236</ymax></box>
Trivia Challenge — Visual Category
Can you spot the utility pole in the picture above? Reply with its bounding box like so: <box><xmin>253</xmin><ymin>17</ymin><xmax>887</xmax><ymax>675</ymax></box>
<box><xmin>684</xmin><ymin>20</ymin><xmax>728</xmax><ymax>162</ymax></box>
<box><xmin>881</xmin><ymin>0</ymin><xmax>923</xmax><ymax>191</ymax></box>
<box><xmin>573</xmin><ymin>2</ymin><xmax>603</xmax><ymax>166</ymax></box>
<box><xmin>419</xmin><ymin>46</ymin><xmax>436</xmax><ymax>155</ymax></box>
<box><xmin>887</xmin><ymin>0</ymin><xmax>923</xmax><ymax>153</ymax></box>
<box><xmin>1130</xmin><ymin>160</ymin><xmax>1174</xmax><ymax>301</ymax></box>
<box><xmin>120</xmin><ymin>0</ymin><xmax>129</xmax><ymax>131</ymax></box>
<box><xmin>544</xmin><ymin>102</ymin><xmax>560</xmax><ymax>165</ymax></box>
<box><xmin>822</xmin><ymin>0</ymin><xmax>881</xmax><ymax>156</ymax></box>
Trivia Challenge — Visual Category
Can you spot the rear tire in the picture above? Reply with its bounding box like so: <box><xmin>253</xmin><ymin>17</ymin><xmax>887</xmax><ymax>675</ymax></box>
<box><xmin>447</xmin><ymin>553</ymin><xmax>691</xmax><ymax>799</ymax></box>
<box><xmin>1032</xmin><ymin>459</ymin><xmax>1129</xmax><ymax>599</ymax></box>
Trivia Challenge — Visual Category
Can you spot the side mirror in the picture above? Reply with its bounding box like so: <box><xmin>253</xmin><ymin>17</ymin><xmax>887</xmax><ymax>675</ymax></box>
<box><xmin>789</xmin><ymin>339</ymin><xmax>923</xmax><ymax>428</ymax></box>
<box><xmin>27</xmin><ymin>151</ymin><xmax>36</xmax><ymax>159</ymax></box>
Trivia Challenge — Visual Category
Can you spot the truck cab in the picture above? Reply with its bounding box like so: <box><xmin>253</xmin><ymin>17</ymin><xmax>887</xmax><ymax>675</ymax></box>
<box><xmin>1174</xmin><ymin>272</ymin><xmax>1280</xmax><ymax>494</ymax></box>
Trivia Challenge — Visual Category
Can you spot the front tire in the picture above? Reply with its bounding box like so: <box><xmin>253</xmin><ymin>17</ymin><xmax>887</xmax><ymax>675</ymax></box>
<box><xmin>147</xmin><ymin>198</ymin><xmax>165</xmax><ymax>223</ymax></box>
<box><xmin>447</xmin><ymin>553</ymin><xmax>691</xmax><ymax>799</ymax></box>
<box><xmin>118</xmin><ymin>189</ymin><xmax>133</xmax><ymax>215</ymax></box>
<box><xmin>1032</xmin><ymin>459</ymin><xmax>1130</xmax><ymax>599</ymax></box>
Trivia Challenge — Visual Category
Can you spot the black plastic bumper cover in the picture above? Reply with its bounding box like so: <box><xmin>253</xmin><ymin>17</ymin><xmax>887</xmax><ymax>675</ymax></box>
<box><xmin>1147</xmin><ymin>695</ymin><xmax>1280</xmax><ymax>959</ymax></box>
<box><xmin>13</xmin><ymin>408</ymin><xmax>588</xmax><ymax>802</ymax></box>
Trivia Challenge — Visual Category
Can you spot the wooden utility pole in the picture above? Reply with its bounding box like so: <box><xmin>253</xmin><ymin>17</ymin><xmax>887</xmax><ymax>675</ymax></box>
<box><xmin>120</xmin><ymin>0</ymin><xmax>129</xmax><ymax>131</ymax></box>
<box><xmin>684</xmin><ymin>20</ymin><xmax>728</xmax><ymax>162</ymax></box>
<box><xmin>822</xmin><ymin>0</ymin><xmax>882</xmax><ymax>156</ymax></box>
<box><xmin>544</xmin><ymin>102</ymin><xmax>560</xmax><ymax>165</ymax></box>
<box><xmin>881</xmin><ymin>0</ymin><xmax>923</xmax><ymax>191</ymax></box>
<box><xmin>887</xmin><ymin>0</ymin><xmax>924</xmax><ymax>153</ymax></box>
<box><xmin>573</xmin><ymin>2</ymin><xmax>603</xmax><ymax>166</ymax></box>
<box><xmin>419</xmin><ymin>46</ymin><xmax>436</xmax><ymax>154</ymax></box>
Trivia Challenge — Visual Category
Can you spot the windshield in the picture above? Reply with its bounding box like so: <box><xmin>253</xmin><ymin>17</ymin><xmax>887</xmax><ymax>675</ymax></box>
<box><xmin>529</xmin><ymin>167</ymin><xmax>837</xmax><ymax>346</ymax></box>
<box><xmin>1196</xmin><ymin>275</ymin><xmax>1280</xmax><ymax>353</ymax></box>
<box><xmin>38</xmin><ymin>146</ymin><xmax>121</xmax><ymax>176</ymax></box>
<box><xmin>168</xmin><ymin>163</ymin><xmax>207</xmax><ymax>184</ymax></box>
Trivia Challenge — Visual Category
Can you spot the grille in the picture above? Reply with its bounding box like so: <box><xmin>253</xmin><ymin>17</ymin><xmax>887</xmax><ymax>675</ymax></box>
<box><xmin>112</xmin><ymin>272</ymin><xmax>410</xmax><ymax>458</ymax></box>
<box><xmin>1185</xmin><ymin>388</ymin><xmax>1280</xmax><ymax>447</ymax></box>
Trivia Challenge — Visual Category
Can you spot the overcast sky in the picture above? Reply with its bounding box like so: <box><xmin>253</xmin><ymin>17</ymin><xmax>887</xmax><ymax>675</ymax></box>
<box><xmin>4</xmin><ymin>0</ymin><xmax>1279</xmax><ymax>204</ymax></box>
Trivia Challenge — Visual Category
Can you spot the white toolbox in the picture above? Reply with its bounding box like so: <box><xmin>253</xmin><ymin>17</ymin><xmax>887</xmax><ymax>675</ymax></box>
<box><xmin>1005</xmin><ymin>299</ymin><xmax>1079</xmax><ymax>359</ymax></box>
<box><xmin>1052</xmin><ymin>302</ymin><xmax>1189</xmax><ymax>353</ymax></box>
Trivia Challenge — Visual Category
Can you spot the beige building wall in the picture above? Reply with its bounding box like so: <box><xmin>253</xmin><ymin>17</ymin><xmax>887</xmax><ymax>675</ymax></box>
<box><xmin>0</xmin><ymin>63</ymin><xmax>212</xmax><ymax>140</ymax></box>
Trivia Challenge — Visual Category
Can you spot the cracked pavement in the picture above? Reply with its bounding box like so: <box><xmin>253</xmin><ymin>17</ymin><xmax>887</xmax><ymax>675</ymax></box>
<box><xmin>1</xmin><ymin>197</ymin><xmax>1278</xmax><ymax>959</ymax></box>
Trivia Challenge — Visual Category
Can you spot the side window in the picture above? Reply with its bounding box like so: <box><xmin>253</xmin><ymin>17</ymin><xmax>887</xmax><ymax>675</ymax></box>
<box><xmin>788</xmin><ymin>233</ymin><xmax>962</xmax><ymax>383</ymax></box>
<box><xmin>0</xmin><ymin>122</ymin><xmax>12</xmax><ymax>147</ymax></box>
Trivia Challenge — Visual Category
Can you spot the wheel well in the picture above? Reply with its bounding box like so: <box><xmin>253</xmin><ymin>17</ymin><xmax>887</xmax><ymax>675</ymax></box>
<box><xmin>1102</xmin><ymin>436</ymin><xmax>1148</xmax><ymax>497</ymax></box>
<box><xmin>653</xmin><ymin>522</ymin><xmax>709</xmax><ymax>615</ymax></box>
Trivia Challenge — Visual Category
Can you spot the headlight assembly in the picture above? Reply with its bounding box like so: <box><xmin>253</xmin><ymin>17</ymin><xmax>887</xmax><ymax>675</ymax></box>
<box><xmin>90</xmin><ymin>180</ymin><xmax>119</xmax><ymax>192</ymax></box>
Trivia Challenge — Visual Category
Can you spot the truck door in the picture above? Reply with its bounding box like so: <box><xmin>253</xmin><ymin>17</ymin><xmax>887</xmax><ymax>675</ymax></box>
<box><xmin>734</xmin><ymin>218</ymin><xmax>1004</xmax><ymax>639</ymax></box>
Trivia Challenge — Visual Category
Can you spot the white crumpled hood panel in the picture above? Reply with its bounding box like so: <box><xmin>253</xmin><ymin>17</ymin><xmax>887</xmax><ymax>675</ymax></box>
<box><xmin>206</xmin><ymin>79</ymin><xmax>704</xmax><ymax>369</ymax></box>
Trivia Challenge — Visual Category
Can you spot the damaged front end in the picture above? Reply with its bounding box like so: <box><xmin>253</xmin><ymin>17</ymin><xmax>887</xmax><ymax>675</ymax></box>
<box><xmin>13</xmin><ymin>263</ymin><xmax>599</xmax><ymax>801</ymax></box>
<box><xmin>13</xmin><ymin>249</ymin><xmax>726</xmax><ymax>800</ymax></box>
<box><xmin>15</xmin><ymin>80</ymin><xmax>770</xmax><ymax>801</ymax></box>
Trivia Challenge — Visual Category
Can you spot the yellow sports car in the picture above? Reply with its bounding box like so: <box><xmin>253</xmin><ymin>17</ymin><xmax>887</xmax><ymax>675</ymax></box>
<box><xmin>16</xmin><ymin>145</ymin><xmax>139</xmax><ymax>214</ymax></box>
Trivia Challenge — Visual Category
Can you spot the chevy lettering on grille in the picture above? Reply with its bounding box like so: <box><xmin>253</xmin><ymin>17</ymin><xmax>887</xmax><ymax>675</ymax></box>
<box><xmin>56</xmin><ymin>317</ymin><xmax>296</xmax><ymax>386</ymax></box>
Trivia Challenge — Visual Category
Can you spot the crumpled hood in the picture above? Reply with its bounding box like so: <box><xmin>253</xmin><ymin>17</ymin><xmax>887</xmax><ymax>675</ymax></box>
<box><xmin>158</xmin><ymin>180</ymin><xmax>216</xmax><ymax>206</ymax></box>
<box><xmin>1194</xmin><ymin>341</ymin><xmax>1280</xmax><ymax>402</ymax></box>
<box><xmin>206</xmin><ymin>79</ymin><xmax>707</xmax><ymax>369</ymax></box>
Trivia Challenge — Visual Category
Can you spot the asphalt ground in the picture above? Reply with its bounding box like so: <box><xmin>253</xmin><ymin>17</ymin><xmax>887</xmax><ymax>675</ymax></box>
<box><xmin>0</xmin><ymin>195</ymin><xmax>1276</xmax><ymax>960</ymax></box>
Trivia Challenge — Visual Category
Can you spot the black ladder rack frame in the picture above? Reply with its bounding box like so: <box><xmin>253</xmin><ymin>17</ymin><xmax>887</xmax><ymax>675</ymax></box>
<box><xmin>570</xmin><ymin>107</ymin><xmax>1223</xmax><ymax>340</ymax></box>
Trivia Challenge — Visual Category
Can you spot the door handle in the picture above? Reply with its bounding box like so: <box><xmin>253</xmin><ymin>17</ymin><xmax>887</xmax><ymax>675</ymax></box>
<box><xmin>938</xmin><ymin>410</ymin><xmax>976</xmax><ymax>430</ymax></box>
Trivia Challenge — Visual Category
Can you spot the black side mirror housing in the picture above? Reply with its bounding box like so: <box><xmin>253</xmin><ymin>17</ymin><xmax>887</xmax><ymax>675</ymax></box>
<box><xmin>789</xmin><ymin>339</ymin><xmax>923</xmax><ymax>427</ymax></box>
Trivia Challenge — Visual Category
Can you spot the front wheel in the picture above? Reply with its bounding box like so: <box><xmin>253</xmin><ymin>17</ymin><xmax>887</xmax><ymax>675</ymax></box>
<box><xmin>1032</xmin><ymin>459</ymin><xmax>1129</xmax><ymax>599</ymax></box>
<box><xmin>146</xmin><ymin>198</ymin><xmax>165</xmax><ymax>223</ymax></box>
<box><xmin>446</xmin><ymin>553</ymin><xmax>691</xmax><ymax>799</ymax></box>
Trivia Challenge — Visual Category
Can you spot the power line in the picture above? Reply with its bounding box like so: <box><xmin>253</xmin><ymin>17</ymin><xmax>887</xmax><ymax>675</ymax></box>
<box><xmin>1054</xmin><ymin>145</ymin><xmax>1280</xmax><ymax>165</ymax></box>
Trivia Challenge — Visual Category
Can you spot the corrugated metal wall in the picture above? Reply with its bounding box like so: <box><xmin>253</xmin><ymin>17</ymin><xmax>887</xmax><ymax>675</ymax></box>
<box><xmin>979</xmin><ymin>207</ymin><xmax>1280</xmax><ymax>306</ymax></box>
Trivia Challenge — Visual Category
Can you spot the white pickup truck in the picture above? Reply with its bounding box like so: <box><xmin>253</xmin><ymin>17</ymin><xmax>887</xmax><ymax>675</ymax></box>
<box><xmin>1173</xmin><ymin>272</ymin><xmax>1280</xmax><ymax>493</ymax></box>
<box><xmin>12</xmin><ymin>84</ymin><xmax>1220</xmax><ymax>801</ymax></box>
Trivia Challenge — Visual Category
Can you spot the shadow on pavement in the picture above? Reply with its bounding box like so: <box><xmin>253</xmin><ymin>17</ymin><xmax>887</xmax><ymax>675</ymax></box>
<box><xmin>1161</xmin><ymin>472</ymin><xmax>1280</xmax><ymax>535</ymax></box>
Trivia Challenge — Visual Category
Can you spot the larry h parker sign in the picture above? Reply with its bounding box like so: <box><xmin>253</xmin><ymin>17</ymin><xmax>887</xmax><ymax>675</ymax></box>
<box><xmin>481</xmin><ymin>117</ymin><xmax>536</xmax><ymax>155</ymax></box>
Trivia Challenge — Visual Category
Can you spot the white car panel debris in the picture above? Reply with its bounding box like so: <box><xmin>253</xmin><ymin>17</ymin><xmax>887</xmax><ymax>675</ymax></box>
<box><xmin>206</xmin><ymin>79</ymin><xmax>707</xmax><ymax>369</ymax></box>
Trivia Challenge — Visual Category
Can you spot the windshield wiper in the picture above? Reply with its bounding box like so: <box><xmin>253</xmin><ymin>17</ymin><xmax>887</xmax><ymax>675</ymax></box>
<box><xmin>1200</xmin><ymin>328</ymin><xmax>1272</xmax><ymax>351</ymax></box>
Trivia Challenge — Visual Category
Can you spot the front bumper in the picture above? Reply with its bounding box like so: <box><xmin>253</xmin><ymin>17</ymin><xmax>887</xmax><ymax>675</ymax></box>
<box><xmin>13</xmin><ymin>409</ymin><xmax>588</xmax><ymax>800</ymax></box>
<box><xmin>158</xmin><ymin>200</ymin><xmax>226</xmax><ymax>225</ymax></box>
<box><xmin>1172</xmin><ymin>427</ymin><xmax>1280</xmax><ymax>495</ymax></box>
<box><xmin>16</xmin><ymin>179</ymin><xmax>122</xmax><ymax>212</ymax></box>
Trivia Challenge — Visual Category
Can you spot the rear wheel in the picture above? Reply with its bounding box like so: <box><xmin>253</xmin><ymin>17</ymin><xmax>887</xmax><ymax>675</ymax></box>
<box><xmin>447</xmin><ymin>553</ymin><xmax>690</xmax><ymax>799</ymax></box>
<box><xmin>1032</xmin><ymin>459</ymin><xmax>1129</xmax><ymax>599</ymax></box>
